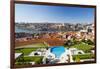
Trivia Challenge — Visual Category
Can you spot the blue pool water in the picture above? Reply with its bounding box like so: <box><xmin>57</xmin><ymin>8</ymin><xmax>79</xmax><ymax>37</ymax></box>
<box><xmin>50</xmin><ymin>46</ymin><xmax>65</xmax><ymax>58</ymax></box>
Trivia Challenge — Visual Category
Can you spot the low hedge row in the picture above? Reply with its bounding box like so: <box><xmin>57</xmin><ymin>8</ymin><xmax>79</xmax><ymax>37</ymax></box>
<box><xmin>16</xmin><ymin>56</ymin><xmax>43</xmax><ymax>64</ymax></box>
<box><xmin>72</xmin><ymin>54</ymin><xmax>94</xmax><ymax>61</ymax></box>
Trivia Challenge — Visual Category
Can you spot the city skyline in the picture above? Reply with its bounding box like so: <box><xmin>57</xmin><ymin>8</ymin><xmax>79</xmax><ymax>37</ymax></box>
<box><xmin>15</xmin><ymin>4</ymin><xmax>95</xmax><ymax>24</ymax></box>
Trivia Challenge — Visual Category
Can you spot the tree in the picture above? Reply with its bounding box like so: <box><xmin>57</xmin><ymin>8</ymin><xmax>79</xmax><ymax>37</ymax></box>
<box><xmin>81</xmin><ymin>39</ymin><xmax>94</xmax><ymax>45</ymax></box>
<box><xmin>64</xmin><ymin>40</ymin><xmax>73</xmax><ymax>48</ymax></box>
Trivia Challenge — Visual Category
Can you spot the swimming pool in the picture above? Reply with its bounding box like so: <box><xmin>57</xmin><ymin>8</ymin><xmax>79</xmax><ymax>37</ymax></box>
<box><xmin>50</xmin><ymin>46</ymin><xmax>65</xmax><ymax>58</ymax></box>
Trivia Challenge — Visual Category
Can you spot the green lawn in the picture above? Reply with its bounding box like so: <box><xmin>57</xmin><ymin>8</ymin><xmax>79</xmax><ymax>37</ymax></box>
<box><xmin>15</xmin><ymin>43</ymin><xmax>45</xmax><ymax>65</ymax></box>
<box><xmin>15</xmin><ymin>43</ymin><xmax>48</xmax><ymax>55</ymax></box>
<box><xmin>15</xmin><ymin>48</ymin><xmax>38</xmax><ymax>55</ymax></box>
<box><xmin>15</xmin><ymin>56</ymin><xmax>43</xmax><ymax>65</ymax></box>
<box><xmin>71</xmin><ymin>42</ymin><xmax>93</xmax><ymax>53</ymax></box>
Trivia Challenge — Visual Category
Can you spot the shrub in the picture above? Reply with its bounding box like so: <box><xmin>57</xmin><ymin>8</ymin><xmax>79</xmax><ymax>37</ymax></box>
<box><xmin>72</xmin><ymin>54</ymin><xmax>94</xmax><ymax>61</ymax></box>
<box><xmin>81</xmin><ymin>39</ymin><xmax>94</xmax><ymax>45</ymax></box>
<box><xmin>64</xmin><ymin>40</ymin><xmax>74</xmax><ymax>48</ymax></box>
<box><xmin>86</xmin><ymin>39</ymin><xmax>94</xmax><ymax>45</ymax></box>
<box><xmin>75</xmin><ymin>56</ymin><xmax>80</xmax><ymax>62</ymax></box>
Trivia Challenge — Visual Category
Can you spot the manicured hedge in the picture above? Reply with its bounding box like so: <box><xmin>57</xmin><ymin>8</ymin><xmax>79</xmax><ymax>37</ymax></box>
<box><xmin>16</xmin><ymin>56</ymin><xmax>43</xmax><ymax>64</ymax></box>
<box><xmin>72</xmin><ymin>54</ymin><xmax>94</xmax><ymax>61</ymax></box>
<box><xmin>15</xmin><ymin>62</ymin><xmax>32</xmax><ymax>65</ymax></box>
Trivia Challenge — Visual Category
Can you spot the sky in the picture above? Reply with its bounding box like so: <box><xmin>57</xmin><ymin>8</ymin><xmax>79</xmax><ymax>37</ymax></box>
<box><xmin>15</xmin><ymin>4</ymin><xmax>95</xmax><ymax>24</ymax></box>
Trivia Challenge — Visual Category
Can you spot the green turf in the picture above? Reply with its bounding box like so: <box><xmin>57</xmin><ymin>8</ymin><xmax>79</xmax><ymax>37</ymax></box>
<box><xmin>15</xmin><ymin>56</ymin><xmax>43</xmax><ymax>64</ymax></box>
<box><xmin>15</xmin><ymin>48</ymin><xmax>38</xmax><ymax>55</ymax></box>
<box><xmin>70</xmin><ymin>42</ymin><xmax>93</xmax><ymax>53</ymax></box>
<box><xmin>15</xmin><ymin>43</ymin><xmax>48</xmax><ymax>55</ymax></box>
